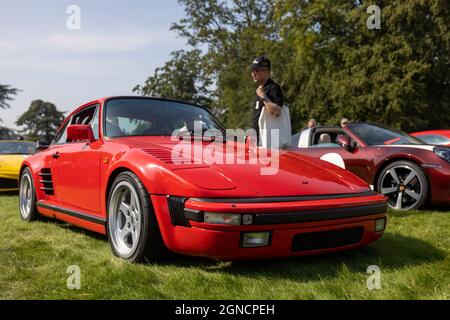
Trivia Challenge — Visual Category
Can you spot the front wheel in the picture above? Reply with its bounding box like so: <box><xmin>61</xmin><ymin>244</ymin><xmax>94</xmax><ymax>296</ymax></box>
<box><xmin>377</xmin><ymin>161</ymin><xmax>428</xmax><ymax>210</ymax></box>
<box><xmin>19</xmin><ymin>167</ymin><xmax>40</xmax><ymax>221</ymax></box>
<box><xmin>106</xmin><ymin>171</ymin><xmax>169</xmax><ymax>263</ymax></box>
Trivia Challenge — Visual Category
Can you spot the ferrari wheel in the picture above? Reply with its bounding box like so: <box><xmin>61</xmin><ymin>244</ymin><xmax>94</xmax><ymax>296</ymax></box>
<box><xmin>107</xmin><ymin>171</ymin><xmax>169</xmax><ymax>263</ymax></box>
<box><xmin>19</xmin><ymin>167</ymin><xmax>40</xmax><ymax>221</ymax></box>
<box><xmin>377</xmin><ymin>161</ymin><xmax>428</xmax><ymax>211</ymax></box>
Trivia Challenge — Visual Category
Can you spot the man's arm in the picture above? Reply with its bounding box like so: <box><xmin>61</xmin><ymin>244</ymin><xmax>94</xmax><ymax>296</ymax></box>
<box><xmin>257</xmin><ymin>86</ymin><xmax>282</xmax><ymax>117</ymax></box>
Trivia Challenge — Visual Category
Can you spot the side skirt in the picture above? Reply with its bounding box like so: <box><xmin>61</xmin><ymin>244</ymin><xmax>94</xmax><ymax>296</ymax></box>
<box><xmin>36</xmin><ymin>201</ymin><xmax>106</xmax><ymax>225</ymax></box>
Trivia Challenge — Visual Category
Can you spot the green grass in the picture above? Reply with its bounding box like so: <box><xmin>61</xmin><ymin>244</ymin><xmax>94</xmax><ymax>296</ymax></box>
<box><xmin>0</xmin><ymin>193</ymin><xmax>449</xmax><ymax>300</ymax></box>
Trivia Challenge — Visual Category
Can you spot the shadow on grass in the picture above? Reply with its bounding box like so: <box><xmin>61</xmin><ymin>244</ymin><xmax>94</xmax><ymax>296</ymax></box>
<box><xmin>0</xmin><ymin>191</ymin><xmax>19</xmax><ymax>196</ymax></box>
<box><xmin>29</xmin><ymin>211</ymin><xmax>446</xmax><ymax>283</ymax></box>
<box><xmin>156</xmin><ymin>232</ymin><xmax>446</xmax><ymax>282</ymax></box>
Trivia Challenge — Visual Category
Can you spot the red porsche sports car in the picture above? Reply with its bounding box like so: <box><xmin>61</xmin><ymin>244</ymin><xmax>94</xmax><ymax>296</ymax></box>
<box><xmin>411</xmin><ymin>130</ymin><xmax>450</xmax><ymax>147</ymax></box>
<box><xmin>292</xmin><ymin>123</ymin><xmax>450</xmax><ymax>210</ymax></box>
<box><xmin>19</xmin><ymin>97</ymin><xmax>387</xmax><ymax>262</ymax></box>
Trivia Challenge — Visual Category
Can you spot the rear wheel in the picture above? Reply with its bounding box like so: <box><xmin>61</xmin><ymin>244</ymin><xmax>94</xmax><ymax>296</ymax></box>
<box><xmin>377</xmin><ymin>161</ymin><xmax>428</xmax><ymax>210</ymax></box>
<box><xmin>19</xmin><ymin>167</ymin><xmax>40</xmax><ymax>221</ymax></box>
<box><xmin>106</xmin><ymin>171</ymin><xmax>169</xmax><ymax>263</ymax></box>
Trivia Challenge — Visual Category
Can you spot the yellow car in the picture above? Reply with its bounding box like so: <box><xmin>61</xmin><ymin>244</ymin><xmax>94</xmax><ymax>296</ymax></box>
<box><xmin>0</xmin><ymin>140</ymin><xmax>36</xmax><ymax>192</ymax></box>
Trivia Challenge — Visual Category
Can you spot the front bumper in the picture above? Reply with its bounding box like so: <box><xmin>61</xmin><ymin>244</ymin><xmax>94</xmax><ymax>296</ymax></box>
<box><xmin>151</xmin><ymin>192</ymin><xmax>387</xmax><ymax>260</ymax></box>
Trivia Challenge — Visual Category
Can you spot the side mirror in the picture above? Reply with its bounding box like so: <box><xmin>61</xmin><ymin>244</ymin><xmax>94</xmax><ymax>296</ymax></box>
<box><xmin>67</xmin><ymin>125</ymin><xmax>95</xmax><ymax>143</ymax></box>
<box><xmin>336</xmin><ymin>135</ymin><xmax>354</xmax><ymax>152</ymax></box>
<box><xmin>36</xmin><ymin>141</ymin><xmax>50</xmax><ymax>151</ymax></box>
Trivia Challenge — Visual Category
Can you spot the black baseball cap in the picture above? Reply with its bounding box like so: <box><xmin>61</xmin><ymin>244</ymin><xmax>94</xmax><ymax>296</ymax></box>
<box><xmin>251</xmin><ymin>55</ymin><xmax>271</xmax><ymax>70</ymax></box>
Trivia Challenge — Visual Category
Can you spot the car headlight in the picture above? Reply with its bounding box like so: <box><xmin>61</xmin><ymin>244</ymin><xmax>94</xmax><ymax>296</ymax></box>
<box><xmin>434</xmin><ymin>146</ymin><xmax>450</xmax><ymax>163</ymax></box>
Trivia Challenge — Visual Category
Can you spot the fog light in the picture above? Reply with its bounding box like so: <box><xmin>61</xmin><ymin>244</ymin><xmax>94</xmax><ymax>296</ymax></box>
<box><xmin>375</xmin><ymin>218</ymin><xmax>386</xmax><ymax>232</ymax></box>
<box><xmin>241</xmin><ymin>232</ymin><xmax>271</xmax><ymax>248</ymax></box>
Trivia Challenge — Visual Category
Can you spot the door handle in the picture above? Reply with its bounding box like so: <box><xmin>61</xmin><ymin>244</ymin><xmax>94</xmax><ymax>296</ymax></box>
<box><xmin>52</xmin><ymin>152</ymin><xmax>60</xmax><ymax>159</ymax></box>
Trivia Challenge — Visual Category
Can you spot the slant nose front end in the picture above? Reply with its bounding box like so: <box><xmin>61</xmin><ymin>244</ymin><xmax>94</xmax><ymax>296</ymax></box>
<box><xmin>151</xmin><ymin>191</ymin><xmax>388</xmax><ymax>260</ymax></box>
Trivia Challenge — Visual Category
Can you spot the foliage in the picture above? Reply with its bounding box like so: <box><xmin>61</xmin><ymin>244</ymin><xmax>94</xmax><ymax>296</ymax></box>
<box><xmin>15</xmin><ymin>100</ymin><xmax>65</xmax><ymax>142</ymax></box>
<box><xmin>0</xmin><ymin>84</ymin><xmax>19</xmax><ymax>122</ymax></box>
<box><xmin>136</xmin><ymin>0</ymin><xmax>450</xmax><ymax>132</ymax></box>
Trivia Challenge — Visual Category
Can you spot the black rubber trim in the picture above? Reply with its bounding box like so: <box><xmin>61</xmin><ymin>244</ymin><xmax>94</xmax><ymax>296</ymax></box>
<box><xmin>184</xmin><ymin>208</ymin><xmax>203</xmax><ymax>222</ymax></box>
<box><xmin>167</xmin><ymin>196</ymin><xmax>190</xmax><ymax>227</ymax></box>
<box><xmin>253</xmin><ymin>203</ymin><xmax>387</xmax><ymax>225</ymax></box>
<box><xmin>36</xmin><ymin>201</ymin><xmax>106</xmax><ymax>225</ymax></box>
<box><xmin>189</xmin><ymin>191</ymin><xmax>378</xmax><ymax>204</ymax></box>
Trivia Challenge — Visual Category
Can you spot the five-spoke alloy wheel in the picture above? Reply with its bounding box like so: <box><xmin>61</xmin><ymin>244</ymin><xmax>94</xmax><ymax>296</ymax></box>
<box><xmin>377</xmin><ymin>161</ymin><xmax>428</xmax><ymax>210</ymax></box>
<box><xmin>107</xmin><ymin>171</ymin><xmax>169</xmax><ymax>262</ymax></box>
<box><xmin>19</xmin><ymin>167</ymin><xmax>39</xmax><ymax>221</ymax></box>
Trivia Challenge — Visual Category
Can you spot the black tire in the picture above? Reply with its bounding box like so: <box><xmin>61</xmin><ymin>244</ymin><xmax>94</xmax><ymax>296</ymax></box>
<box><xmin>377</xmin><ymin>160</ymin><xmax>428</xmax><ymax>210</ymax></box>
<box><xmin>18</xmin><ymin>167</ymin><xmax>40</xmax><ymax>221</ymax></box>
<box><xmin>106</xmin><ymin>171</ymin><xmax>170</xmax><ymax>263</ymax></box>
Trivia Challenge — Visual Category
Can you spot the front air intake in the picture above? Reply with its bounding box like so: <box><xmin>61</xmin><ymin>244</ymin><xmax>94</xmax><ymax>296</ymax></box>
<box><xmin>167</xmin><ymin>196</ymin><xmax>190</xmax><ymax>227</ymax></box>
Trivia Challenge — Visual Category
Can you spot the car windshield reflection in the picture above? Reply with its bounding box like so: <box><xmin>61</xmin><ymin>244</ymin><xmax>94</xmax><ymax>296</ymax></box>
<box><xmin>0</xmin><ymin>141</ymin><xmax>36</xmax><ymax>155</ymax></box>
<box><xmin>348</xmin><ymin>124</ymin><xmax>424</xmax><ymax>146</ymax></box>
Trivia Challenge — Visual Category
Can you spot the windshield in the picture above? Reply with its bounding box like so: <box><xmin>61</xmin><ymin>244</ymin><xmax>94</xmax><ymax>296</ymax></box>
<box><xmin>104</xmin><ymin>98</ymin><xmax>225</xmax><ymax>138</ymax></box>
<box><xmin>0</xmin><ymin>141</ymin><xmax>36</xmax><ymax>155</ymax></box>
<box><xmin>348</xmin><ymin>124</ymin><xmax>424</xmax><ymax>146</ymax></box>
<box><xmin>415</xmin><ymin>134</ymin><xmax>450</xmax><ymax>145</ymax></box>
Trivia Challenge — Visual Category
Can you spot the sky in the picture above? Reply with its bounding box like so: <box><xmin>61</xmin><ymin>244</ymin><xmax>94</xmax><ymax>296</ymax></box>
<box><xmin>0</xmin><ymin>0</ymin><xmax>186</xmax><ymax>129</ymax></box>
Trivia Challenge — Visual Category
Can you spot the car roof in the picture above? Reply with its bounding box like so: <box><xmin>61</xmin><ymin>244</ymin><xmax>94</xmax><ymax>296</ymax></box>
<box><xmin>67</xmin><ymin>96</ymin><xmax>209</xmax><ymax>119</ymax></box>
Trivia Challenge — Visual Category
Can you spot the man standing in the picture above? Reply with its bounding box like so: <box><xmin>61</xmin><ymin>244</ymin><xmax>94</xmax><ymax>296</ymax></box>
<box><xmin>251</xmin><ymin>55</ymin><xmax>284</xmax><ymax>146</ymax></box>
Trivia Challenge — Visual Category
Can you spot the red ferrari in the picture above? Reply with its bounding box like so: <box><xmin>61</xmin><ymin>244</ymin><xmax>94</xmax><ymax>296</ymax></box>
<box><xmin>411</xmin><ymin>130</ymin><xmax>450</xmax><ymax>146</ymax></box>
<box><xmin>19</xmin><ymin>97</ymin><xmax>387</xmax><ymax>262</ymax></box>
<box><xmin>292</xmin><ymin>123</ymin><xmax>450</xmax><ymax>210</ymax></box>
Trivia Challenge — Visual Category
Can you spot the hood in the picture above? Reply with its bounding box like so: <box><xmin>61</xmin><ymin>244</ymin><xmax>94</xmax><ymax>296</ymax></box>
<box><xmin>121</xmin><ymin>136</ymin><xmax>371</xmax><ymax>197</ymax></box>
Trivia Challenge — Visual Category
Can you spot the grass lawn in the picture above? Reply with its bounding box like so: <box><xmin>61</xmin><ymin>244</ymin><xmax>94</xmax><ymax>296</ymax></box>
<box><xmin>0</xmin><ymin>193</ymin><xmax>449</xmax><ymax>300</ymax></box>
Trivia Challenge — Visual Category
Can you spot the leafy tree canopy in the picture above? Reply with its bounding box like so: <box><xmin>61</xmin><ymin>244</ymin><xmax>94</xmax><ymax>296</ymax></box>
<box><xmin>136</xmin><ymin>0</ymin><xmax>450</xmax><ymax>132</ymax></box>
<box><xmin>0</xmin><ymin>84</ymin><xmax>19</xmax><ymax>122</ymax></box>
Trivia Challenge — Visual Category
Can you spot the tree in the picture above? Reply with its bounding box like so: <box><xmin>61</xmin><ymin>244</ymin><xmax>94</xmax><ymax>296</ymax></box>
<box><xmin>134</xmin><ymin>49</ymin><xmax>213</xmax><ymax>107</ymax></box>
<box><xmin>16</xmin><ymin>100</ymin><xmax>65</xmax><ymax>142</ymax></box>
<box><xmin>275</xmin><ymin>0</ymin><xmax>450</xmax><ymax>131</ymax></box>
<box><xmin>137</xmin><ymin>0</ymin><xmax>450</xmax><ymax>132</ymax></box>
<box><xmin>0</xmin><ymin>84</ymin><xmax>19</xmax><ymax>122</ymax></box>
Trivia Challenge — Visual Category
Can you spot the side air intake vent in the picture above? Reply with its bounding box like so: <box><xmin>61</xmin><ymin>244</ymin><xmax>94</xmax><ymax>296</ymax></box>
<box><xmin>38</xmin><ymin>168</ymin><xmax>54</xmax><ymax>195</ymax></box>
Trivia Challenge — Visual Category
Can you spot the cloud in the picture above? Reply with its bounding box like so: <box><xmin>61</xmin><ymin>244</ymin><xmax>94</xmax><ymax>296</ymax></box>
<box><xmin>0</xmin><ymin>27</ymin><xmax>183</xmax><ymax>57</ymax></box>
<box><xmin>44</xmin><ymin>28</ymin><xmax>178</xmax><ymax>53</ymax></box>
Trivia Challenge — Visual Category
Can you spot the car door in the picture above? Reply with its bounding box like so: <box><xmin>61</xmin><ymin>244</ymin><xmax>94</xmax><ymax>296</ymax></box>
<box><xmin>299</xmin><ymin>127</ymin><xmax>372</xmax><ymax>184</ymax></box>
<box><xmin>50</xmin><ymin>104</ymin><xmax>102</xmax><ymax>215</ymax></box>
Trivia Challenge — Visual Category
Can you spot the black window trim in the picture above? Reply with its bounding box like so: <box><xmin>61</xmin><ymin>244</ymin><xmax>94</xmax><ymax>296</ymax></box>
<box><xmin>52</xmin><ymin>103</ymin><xmax>100</xmax><ymax>146</ymax></box>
